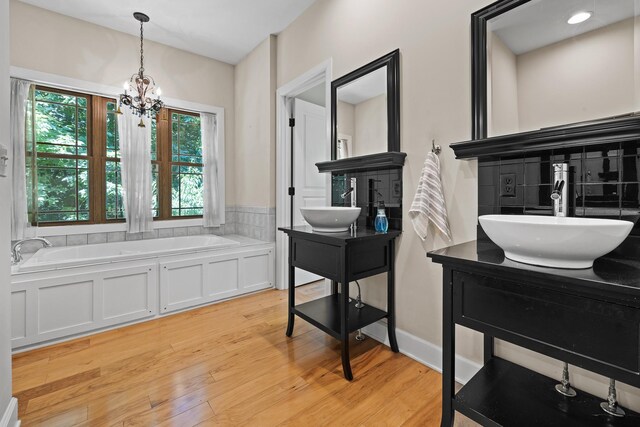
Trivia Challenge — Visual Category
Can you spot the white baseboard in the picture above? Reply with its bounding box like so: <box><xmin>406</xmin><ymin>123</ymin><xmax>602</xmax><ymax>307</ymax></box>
<box><xmin>363</xmin><ymin>320</ymin><xmax>481</xmax><ymax>384</ymax></box>
<box><xmin>0</xmin><ymin>398</ymin><xmax>19</xmax><ymax>427</ymax></box>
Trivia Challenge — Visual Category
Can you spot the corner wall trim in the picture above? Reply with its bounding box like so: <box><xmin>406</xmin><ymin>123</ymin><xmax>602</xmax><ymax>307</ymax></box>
<box><xmin>0</xmin><ymin>398</ymin><xmax>20</xmax><ymax>427</ymax></box>
<box><xmin>362</xmin><ymin>320</ymin><xmax>481</xmax><ymax>384</ymax></box>
<box><xmin>275</xmin><ymin>58</ymin><xmax>333</xmax><ymax>291</ymax></box>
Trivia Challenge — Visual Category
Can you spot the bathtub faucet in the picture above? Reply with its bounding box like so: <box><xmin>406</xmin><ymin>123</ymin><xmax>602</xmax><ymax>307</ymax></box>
<box><xmin>11</xmin><ymin>237</ymin><xmax>52</xmax><ymax>265</ymax></box>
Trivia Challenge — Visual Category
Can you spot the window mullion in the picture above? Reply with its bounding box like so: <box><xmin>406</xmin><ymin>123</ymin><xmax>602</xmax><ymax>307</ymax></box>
<box><xmin>91</xmin><ymin>96</ymin><xmax>104</xmax><ymax>224</ymax></box>
<box><xmin>159</xmin><ymin>108</ymin><xmax>171</xmax><ymax>220</ymax></box>
<box><xmin>176</xmin><ymin>113</ymin><xmax>180</xmax><ymax>217</ymax></box>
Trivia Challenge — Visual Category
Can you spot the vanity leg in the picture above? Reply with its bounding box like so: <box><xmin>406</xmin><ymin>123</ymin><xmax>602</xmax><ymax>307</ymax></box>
<box><xmin>484</xmin><ymin>335</ymin><xmax>494</xmax><ymax>363</ymax></box>
<box><xmin>286</xmin><ymin>237</ymin><xmax>295</xmax><ymax>337</ymax></box>
<box><xmin>340</xmin><ymin>250</ymin><xmax>353</xmax><ymax>381</ymax></box>
<box><xmin>387</xmin><ymin>240</ymin><xmax>399</xmax><ymax>353</ymax></box>
<box><xmin>441</xmin><ymin>267</ymin><xmax>455</xmax><ymax>427</ymax></box>
<box><xmin>331</xmin><ymin>280</ymin><xmax>338</xmax><ymax>295</ymax></box>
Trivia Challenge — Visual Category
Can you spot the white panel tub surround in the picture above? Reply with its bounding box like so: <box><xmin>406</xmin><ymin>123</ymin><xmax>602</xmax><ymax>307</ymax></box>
<box><xmin>11</xmin><ymin>261</ymin><xmax>157</xmax><ymax>349</ymax></box>
<box><xmin>10</xmin><ymin>292</ymin><xmax>26</xmax><ymax>341</ymax></box>
<box><xmin>160</xmin><ymin>246</ymin><xmax>273</xmax><ymax>313</ymax></box>
<box><xmin>11</xmin><ymin>236</ymin><xmax>274</xmax><ymax>350</ymax></box>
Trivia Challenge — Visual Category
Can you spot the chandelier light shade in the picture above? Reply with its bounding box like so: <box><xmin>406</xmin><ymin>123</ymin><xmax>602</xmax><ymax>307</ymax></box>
<box><xmin>118</xmin><ymin>12</ymin><xmax>163</xmax><ymax>127</ymax></box>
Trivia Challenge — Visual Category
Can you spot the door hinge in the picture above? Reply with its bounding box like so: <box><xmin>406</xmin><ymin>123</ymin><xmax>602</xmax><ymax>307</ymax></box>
<box><xmin>288</xmin><ymin>187</ymin><xmax>295</xmax><ymax>196</ymax></box>
<box><xmin>289</xmin><ymin>118</ymin><xmax>295</xmax><ymax>127</ymax></box>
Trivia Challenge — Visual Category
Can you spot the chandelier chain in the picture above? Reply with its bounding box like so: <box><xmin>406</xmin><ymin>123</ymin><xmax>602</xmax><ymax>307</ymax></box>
<box><xmin>139</xmin><ymin>20</ymin><xmax>144</xmax><ymax>75</ymax></box>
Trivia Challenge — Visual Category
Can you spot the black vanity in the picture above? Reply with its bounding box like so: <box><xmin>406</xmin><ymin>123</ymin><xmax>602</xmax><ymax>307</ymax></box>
<box><xmin>280</xmin><ymin>49</ymin><xmax>405</xmax><ymax>380</ymax></box>
<box><xmin>428</xmin><ymin>0</ymin><xmax>640</xmax><ymax>424</ymax></box>
<box><xmin>430</xmin><ymin>241</ymin><xmax>640</xmax><ymax>426</ymax></box>
<box><xmin>279</xmin><ymin>227</ymin><xmax>400</xmax><ymax>380</ymax></box>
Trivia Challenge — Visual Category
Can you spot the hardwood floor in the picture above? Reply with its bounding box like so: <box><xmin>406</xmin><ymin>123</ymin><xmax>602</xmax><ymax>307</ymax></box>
<box><xmin>12</xmin><ymin>282</ymin><xmax>472</xmax><ymax>426</ymax></box>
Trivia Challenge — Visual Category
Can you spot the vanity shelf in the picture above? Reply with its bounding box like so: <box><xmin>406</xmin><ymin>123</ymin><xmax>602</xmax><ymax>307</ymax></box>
<box><xmin>293</xmin><ymin>295</ymin><xmax>388</xmax><ymax>340</ymax></box>
<box><xmin>316</xmin><ymin>151</ymin><xmax>406</xmax><ymax>174</ymax></box>
<box><xmin>456</xmin><ymin>358</ymin><xmax>640</xmax><ymax>427</ymax></box>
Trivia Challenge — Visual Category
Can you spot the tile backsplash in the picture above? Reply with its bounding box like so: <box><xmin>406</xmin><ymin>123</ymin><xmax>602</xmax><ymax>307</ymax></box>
<box><xmin>332</xmin><ymin>168</ymin><xmax>403</xmax><ymax>230</ymax></box>
<box><xmin>234</xmin><ymin>206</ymin><xmax>276</xmax><ymax>242</ymax></box>
<box><xmin>478</xmin><ymin>140</ymin><xmax>640</xmax><ymax>249</ymax></box>
<box><xmin>14</xmin><ymin>205</ymin><xmax>276</xmax><ymax>254</ymax></box>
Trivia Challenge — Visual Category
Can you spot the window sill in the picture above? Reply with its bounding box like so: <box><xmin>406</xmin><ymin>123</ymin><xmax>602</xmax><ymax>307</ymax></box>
<box><xmin>35</xmin><ymin>218</ymin><xmax>222</xmax><ymax>237</ymax></box>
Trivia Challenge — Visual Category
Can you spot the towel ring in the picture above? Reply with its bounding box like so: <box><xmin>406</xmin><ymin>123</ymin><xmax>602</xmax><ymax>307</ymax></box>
<box><xmin>431</xmin><ymin>139</ymin><xmax>441</xmax><ymax>155</ymax></box>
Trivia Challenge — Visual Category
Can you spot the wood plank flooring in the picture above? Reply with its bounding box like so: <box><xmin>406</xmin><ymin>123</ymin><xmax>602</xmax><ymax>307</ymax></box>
<box><xmin>12</xmin><ymin>282</ymin><xmax>473</xmax><ymax>426</ymax></box>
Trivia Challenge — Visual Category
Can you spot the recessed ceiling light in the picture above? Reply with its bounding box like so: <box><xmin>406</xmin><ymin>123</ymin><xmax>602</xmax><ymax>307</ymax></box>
<box><xmin>568</xmin><ymin>11</ymin><xmax>592</xmax><ymax>25</ymax></box>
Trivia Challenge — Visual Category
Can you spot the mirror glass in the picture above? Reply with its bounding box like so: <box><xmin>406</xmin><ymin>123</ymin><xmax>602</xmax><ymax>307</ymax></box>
<box><xmin>487</xmin><ymin>0</ymin><xmax>640</xmax><ymax>138</ymax></box>
<box><xmin>331</xmin><ymin>50</ymin><xmax>399</xmax><ymax>159</ymax></box>
<box><xmin>335</xmin><ymin>67</ymin><xmax>387</xmax><ymax>158</ymax></box>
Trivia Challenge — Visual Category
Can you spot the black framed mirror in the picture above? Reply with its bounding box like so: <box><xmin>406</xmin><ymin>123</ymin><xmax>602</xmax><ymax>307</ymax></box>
<box><xmin>331</xmin><ymin>49</ymin><xmax>400</xmax><ymax>160</ymax></box>
<box><xmin>472</xmin><ymin>0</ymin><xmax>639</xmax><ymax>141</ymax></box>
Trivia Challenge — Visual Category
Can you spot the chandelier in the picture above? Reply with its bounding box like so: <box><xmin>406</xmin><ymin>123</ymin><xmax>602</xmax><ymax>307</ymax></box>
<box><xmin>118</xmin><ymin>12</ymin><xmax>163</xmax><ymax>127</ymax></box>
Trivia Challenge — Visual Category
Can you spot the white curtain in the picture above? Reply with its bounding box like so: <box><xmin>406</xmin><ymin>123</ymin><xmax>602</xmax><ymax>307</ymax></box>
<box><xmin>10</xmin><ymin>78</ymin><xmax>34</xmax><ymax>241</ymax></box>
<box><xmin>201</xmin><ymin>112</ymin><xmax>221</xmax><ymax>227</ymax></box>
<box><xmin>117</xmin><ymin>108</ymin><xmax>153</xmax><ymax>233</ymax></box>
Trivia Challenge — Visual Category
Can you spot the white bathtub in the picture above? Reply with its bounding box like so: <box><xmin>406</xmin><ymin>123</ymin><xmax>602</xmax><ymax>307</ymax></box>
<box><xmin>11</xmin><ymin>234</ymin><xmax>274</xmax><ymax>350</ymax></box>
<box><xmin>18</xmin><ymin>235</ymin><xmax>240</xmax><ymax>273</ymax></box>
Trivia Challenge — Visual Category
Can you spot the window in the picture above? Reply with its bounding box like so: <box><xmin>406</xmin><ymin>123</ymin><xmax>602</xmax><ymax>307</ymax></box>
<box><xmin>27</xmin><ymin>88</ymin><xmax>91</xmax><ymax>223</ymax></box>
<box><xmin>170</xmin><ymin>111</ymin><xmax>203</xmax><ymax>217</ymax></box>
<box><xmin>147</xmin><ymin>109</ymin><xmax>201</xmax><ymax>219</ymax></box>
<box><xmin>27</xmin><ymin>85</ymin><xmax>213</xmax><ymax>226</ymax></box>
<box><xmin>104</xmin><ymin>100</ymin><xmax>124</xmax><ymax>220</ymax></box>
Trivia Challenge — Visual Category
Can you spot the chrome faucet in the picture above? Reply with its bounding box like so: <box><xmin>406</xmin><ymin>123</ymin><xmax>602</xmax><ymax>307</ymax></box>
<box><xmin>340</xmin><ymin>177</ymin><xmax>357</xmax><ymax>208</ymax></box>
<box><xmin>551</xmin><ymin>163</ymin><xmax>568</xmax><ymax>217</ymax></box>
<box><xmin>11</xmin><ymin>237</ymin><xmax>52</xmax><ymax>265</ymax></box>
<box><xmin>340</xmin><ymin>177</ymin><xmax>358</xmax><ymax>231</ymax></box>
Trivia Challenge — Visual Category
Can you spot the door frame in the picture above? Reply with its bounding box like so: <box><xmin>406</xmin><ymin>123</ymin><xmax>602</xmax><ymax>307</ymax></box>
<box><xmin>275</xmin><ymin>59</ymin><xmax>332</xmax><ymax>290</ymax></box>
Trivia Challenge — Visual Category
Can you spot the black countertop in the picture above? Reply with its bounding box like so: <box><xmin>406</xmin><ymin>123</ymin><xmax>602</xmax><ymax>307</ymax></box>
<box><xmin>278</xmin><ymin>226</ymin><xmax>401</xmax><ymax>245</ymax></box>
<box><xmin>428</xmin><ymin>240</ymin><xmax>640</xmax><ymax>306</ymax></box>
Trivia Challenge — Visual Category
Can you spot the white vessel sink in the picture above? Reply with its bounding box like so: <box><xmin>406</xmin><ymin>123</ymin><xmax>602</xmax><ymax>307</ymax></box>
<box><xmin>479</xmin><ymin>215</ymin><xmax>633</xmax><ymax>269</ymax></box>
<box><xmin>300</xmin><ymin>207</ymin><xmax>361</xmax><ymax>233</ymax></box>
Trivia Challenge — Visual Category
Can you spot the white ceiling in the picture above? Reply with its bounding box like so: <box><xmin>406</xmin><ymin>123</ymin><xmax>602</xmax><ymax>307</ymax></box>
<box><xmin>337</xmin><ymin>67</ymin><xmax>387</xmax><ymax>105</ymax></box>
<box><xmin>19</xmin><ymin>0</ymin><xmax>316</xmax><ymax>64</ymax></box>
<box><xmin>490</xmin><ymin>0</ymin><xmax>638</xmax><ymax>54</ymax></box>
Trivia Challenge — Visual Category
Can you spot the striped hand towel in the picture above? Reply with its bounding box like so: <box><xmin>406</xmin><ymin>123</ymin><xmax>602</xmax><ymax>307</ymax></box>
<box><xmin>409</xmin><ymin>152</ymin><xmax>452</xmax><ymax>241</ymax></box>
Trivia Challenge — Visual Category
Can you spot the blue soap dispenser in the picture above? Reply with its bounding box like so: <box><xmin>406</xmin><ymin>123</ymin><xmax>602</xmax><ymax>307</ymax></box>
<box><xmin>374</xmin><ymin>201</ymin><xmax>389</xmax><ymax>233</ymax></box>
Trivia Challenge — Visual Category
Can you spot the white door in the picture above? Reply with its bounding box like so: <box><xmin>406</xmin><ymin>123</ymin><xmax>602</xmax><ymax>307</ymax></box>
<box><xmin>293</xmin><ymin>98</ymin><xmax>328</xmax><ymax>286</ymax></box>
